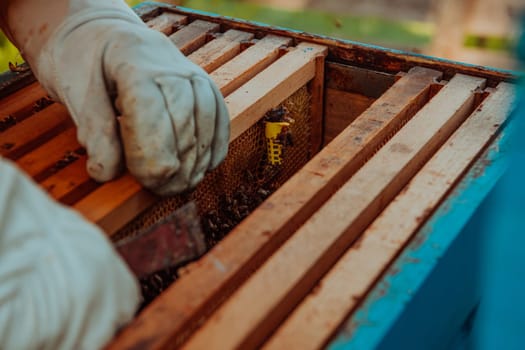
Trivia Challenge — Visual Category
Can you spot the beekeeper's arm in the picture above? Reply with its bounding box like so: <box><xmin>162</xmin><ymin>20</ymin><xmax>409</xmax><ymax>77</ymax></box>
<box><xmin>0</xmin><ymin>158</ymin><xmax>141</xmax><ymax>349</ymax></box>
<box><xmin>0</xmin><ymin>0</ymin><xmax>230</xmax><ymax>195</ymax></box>
<box><xmin>0</xmin><ymin>0</ymin><xmax>230</xmax><ymax>348</ymax></box>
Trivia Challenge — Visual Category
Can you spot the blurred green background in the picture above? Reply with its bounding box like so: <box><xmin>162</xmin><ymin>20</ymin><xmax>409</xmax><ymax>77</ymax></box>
<box><xmin>0</xmin><ymin>0</ymin><xmax>143</xmax><ymax>71</ymax></box>
<box><xmin>0</xmin><ymin>0</ymin><xmax>517</xmax><ymax>72</ymax></box>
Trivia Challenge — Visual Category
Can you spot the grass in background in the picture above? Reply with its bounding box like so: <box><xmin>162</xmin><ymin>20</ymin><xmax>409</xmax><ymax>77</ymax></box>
<box><xmin>0</xmin><ymin>0</ymin><xmax>513</xmax><ymax>72</ymax></box>
<box><xmin>184</xmin><ymin>0</ymin><xmax>433</xmax><ymax>51</ymax></box>
<box><xmin>0</xmin><ymin>35</ymin><xmax>21</xmax><ymax>72</ymax></box>
<box><xmin>0</xmin><ymin>0</ymin><xmax>142</xmax><ymax>72</ymax></box>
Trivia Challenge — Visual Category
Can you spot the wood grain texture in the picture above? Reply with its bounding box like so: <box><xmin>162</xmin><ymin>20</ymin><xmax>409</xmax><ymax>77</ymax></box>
<box><xmin>182</xmin><ymin>74</ymin><xmax>485</xmax><ymax>350</ymax></box>
<box><xmin>16</xmin><ymin>127</ymin><xmax>80</xmax><ymax>179</ymax></box>
<box><xmin>324</xmin><ymin>89</ymin><xmax>375</xmax><ymax>145</ymax></box>
<box><xmin>72</xmin><ymin>41</ymin><xmax>326</xmax><ymax>237</ymax></box>
<box><xmin>188</xmin><ymin>29</ymin><xmax>254</xmax><ymax>73</ymax></box>
<box><xmin>308</xmin><ymin>54</ymin><xmax>325</xmax><ymax>155</ymax></box>
<box><xmin>325</xmin><ymin>62</ymin><xmax>396</xmax><ymax>97</ymax></box>
<box><xmin>169</xmin><ymin>20</ymin><xmax>220</xmax><ymax>55</ymax></box>
<box><xmin>210</xmin><ymin>35</ymin><xmax>292</xmax><ymax>96</ymax></box>
<box><xmin>40</xmin><ymin>156</ymin><xmax>98</xmax><ymax>205</ymax></box>
<box><xmin>263</xmin><ymin>81</ymin><xmax>514</xmax><ymax>350</ymax></box>
<box><xmin>73</xmin><ymin>175</ymin><xmax>156</xmax><ymax>236</ymax></box>
<box><xmin>146</xmin><ymin>12</ymin><xmax>187</xmax><ymax>35</ymax></box>
<box><xmin>227</xmin><ymin>42</ymin><xmax>328</xmax><ymax>141</ymax></box>
<box><xmin>1</xmin><ymin>103</ymin><xmax>72</xmax><ymax>160</ymax></box>
<box><xmin>0</xmin><ymin>82</ymin><xmax>46</xmax><ymax>119</ymax></box>
<box><xmin>107</xmin><ymin>67</ymin><xmax>441</xmax><ymax>350</ymax></box>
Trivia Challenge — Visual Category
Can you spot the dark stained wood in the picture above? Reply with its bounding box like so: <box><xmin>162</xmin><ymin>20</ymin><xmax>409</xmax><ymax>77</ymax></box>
<box><xmin>308</xmin><ymin>54</ymin><xmax>326</xmax><ymax>155</ymax></box>
<box><xmin>325</xmin><ymin>62</ymin><xmax>396</xmax><ymax>97</ymax></box>
<box><xmin>324</xmin><ymin>89</ymin><xmax>375</xmax><ymax>145</ymax></box>
<box><xmin>156</xmin><ymin>6</ymin><xmax>515</xmax><ymax>85</ymax></box>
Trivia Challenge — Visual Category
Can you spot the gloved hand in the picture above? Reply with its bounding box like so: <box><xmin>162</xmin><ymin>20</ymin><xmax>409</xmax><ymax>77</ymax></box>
<box><xmin>1</xmin><ymin>0</ymin><xmax>230</xmax><ymax>195</ymax></box>
<box><xmin>0</xmin><ymin>158</ymin><xmax>140</xmax><ymax>349</ymax></box>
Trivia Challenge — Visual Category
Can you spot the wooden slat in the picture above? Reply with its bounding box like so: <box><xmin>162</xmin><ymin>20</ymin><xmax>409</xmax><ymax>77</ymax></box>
<box><xmin>325</xmin><ymin>62</ymin><xmax>396</xmax><ymax>98</ymax></box>
<box><xmin>188</xmin><ymin>29</ymin><xmax>254</xmax><ymax>73</ymax></box>
<box><xmin>264</xmin><ymin>82</ymin><xmax>514</xmax><ymax>350</ymax></box>
<box><xmin>146</xmin><ymin>12</ymin><xmax>187</xmax><ymax>35</ymax></box>
<box><xmin>308</xmin><ymin>53</ymin><xmax>325</xmax><ymax>154</ymax></box>
<box><xmin>72</xmin><ymin>41</ymin><xmax>327</xmax><ymax>237</ymax></box>
<box><xmin>16</xmin><ymin>127</ymin><xmax>80</xmax><ymax>179</ymax></box>
<box><xmin>73</xmin><ymin>176</ymin><xmax>156</xmax><ymax>236</ymax></box>
<box><xmin>0</xmin><ymin>82</ymin><xmax>47</xmax><ymax>119</ymax></box>
<box><xmin>227</xmin><ymin>42</ymin><xmax>328</xmax><ymax>141</ymax></box>
<box><xmin>108</xmin><ymin>67</ymin><xmax>441</xmax><ymax>349</ymax></box>
<box><xmin>210</xmin><ymin>34</ymin><xmax>292</xmax><ymax>96</ymax></box>
<box><xmin>169</xmin><ymin>20</ymin><xmax>220</xmax><ymax>55</ymax></box>
<box><xmin>324</xmin><ymin>89</ymin><xmax>375</xmax><ymax>144</ymax></box>
<box><xmin>40</xmin><ymin>156</ymin><xmax>99</xmax><ymax>205</ymax></box>
<box><xmin>182</xmin><ymin>74</ymin><xmax>485</xmax><ymax>350</ymax></box>
<box><xmin>1</xmin><ymin>103</ymin><xmax>72</xmax><ymax>160</ymax></box>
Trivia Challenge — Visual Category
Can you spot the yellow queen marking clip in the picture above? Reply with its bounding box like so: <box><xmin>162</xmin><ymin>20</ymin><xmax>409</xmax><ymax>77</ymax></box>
<box><xmin>265</xmin><ymin>121</ymin><xmax>290</xmax><ymax>165</ymax></box>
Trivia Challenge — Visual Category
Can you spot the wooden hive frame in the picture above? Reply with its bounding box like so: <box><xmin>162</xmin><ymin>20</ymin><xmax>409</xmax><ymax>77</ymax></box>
<box><xmin>0</xmin><ymin>2</ymin><xmax>516</xmax><ymax>349</ymax></box>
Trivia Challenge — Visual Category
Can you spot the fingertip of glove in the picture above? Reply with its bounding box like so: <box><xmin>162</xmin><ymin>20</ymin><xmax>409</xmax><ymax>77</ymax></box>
<box><xmin>86</xmin><ymin>159</ymin><xmax>121</xmax><ymax>183</ymax></box>
<box><xmin>149</xmin><ymin>179</ymin><xmax>191</xmax><ymax>197</ymax></box>
<box><xmin>188</xmin><ymin>170</ymin><xmax>206</xmax><ymax>190</ymax></box>
<box><xmin>209</xmin><ymin>144</ymin><xmax>229</xmax><ymax>170</ymax></box>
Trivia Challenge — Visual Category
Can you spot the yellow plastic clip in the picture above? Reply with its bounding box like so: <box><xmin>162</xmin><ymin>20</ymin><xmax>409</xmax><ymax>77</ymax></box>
<box><xmin>265</xmin><ymin>121</ymin><xmax>290</xmax><ymax>165</ymax></box>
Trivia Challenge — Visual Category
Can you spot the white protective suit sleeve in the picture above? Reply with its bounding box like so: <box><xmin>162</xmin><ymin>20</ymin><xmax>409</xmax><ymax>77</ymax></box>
<box><xmin>2</xmin><ymin>0</ymin><xmax>230</xmax><ymax>195</ymax></box>
<box><xmin>0</xmin><ymin>158</ymin><xmax>140</xmax><ymax>349</ymax></box>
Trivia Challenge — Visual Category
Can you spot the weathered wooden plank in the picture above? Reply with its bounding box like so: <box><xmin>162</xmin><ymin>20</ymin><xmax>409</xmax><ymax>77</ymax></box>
<box><xmin>263</xmin><ymin>82</ymin><xmax>514</xmax><ymax>350</ymax></box>
<box><xmin>0</xmin><ymin>82</ymin><xmax>46</xmax><ymax>119</ymax></box>
<box><xmin>182</xmin><ymin>74</ymin><xmax>485</xmax><ymax>350</ymax></box>
<box><xmin>308</xmin><ymin>54</ymin><xmax>325</xmax><ymax>154</ymax></box>
<box><xmin>210</xmin><ymin>34</ymin><xmax>291</xmax><ymax>96</ymax></box>
<box><xmin>227</xmin><ymin>42</ymin><xmax>328</xmax><ymax>141</ymax></box>
<box><xmin>16</xmin><ymin>127</ymin><xmax>80</xmax><ymax>179</ymax></box>
<box><xmin>325</xmin><ymin>62</ymin><xmax>396</xmax><ymax>97</ymax></box>
<box><xmin>146</xmin><ymin>12</ymin><xmax>187</xmax><ymax>35</ymax></box>
<box><xmin>169</xmin><ymin>20</ymin><xmax>220</xmax><ymax>55</ymax></box>
<box><xmin>1</xmin><ymin>103</ymin><xmax>72</xmax><ymax>160</ymax></box>
<box><xmin>73</xmin><ymin>175</ymin><xmax>156</xmax><ymax>235</ymax></box>
<box><xmin>107</xmin><ymin>67</ymin><xmax>441</xmax><ymax>349</ymax></box>
<box><xmin>39</xmin><ymin>156</ymin><xmax>99</xmax><ymax>205</ymax></box>
<box><xmin>188</xmin><ymin>29</ymin><xmax>254</xmax><ymax>73</ymax></box>
<box><xmin>324</xmin><ymin>89</ymin><xmax>375</xmax><ymax>145</ymax></box>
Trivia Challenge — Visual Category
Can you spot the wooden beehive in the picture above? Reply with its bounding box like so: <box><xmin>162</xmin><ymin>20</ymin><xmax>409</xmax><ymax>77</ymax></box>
<box><xmin>0</xmin><ymin>3</ymin><xmax>516</xmax><ymax>349</ymax></box>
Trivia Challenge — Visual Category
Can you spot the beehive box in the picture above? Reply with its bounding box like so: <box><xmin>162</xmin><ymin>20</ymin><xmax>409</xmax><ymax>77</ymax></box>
<box><xmin>0</xmin><ymin>2</ymin><xmax>517</xmax><ymax>349</ymax></box>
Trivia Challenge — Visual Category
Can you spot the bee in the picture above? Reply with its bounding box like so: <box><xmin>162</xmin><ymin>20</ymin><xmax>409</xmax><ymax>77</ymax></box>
<box><xmin>0</xmin><ymin>115</ymin><xmax>17</xmax><ymax>132</ymax></box>
<box><xmin>8</xmin><ymin>62</ymin><xmax>30</xmax><ymax>73</ymax></box>
<box><xmin>33</xmin><ymin>96</ymin><xmax>54</xmax><ymax>113</ymax></box>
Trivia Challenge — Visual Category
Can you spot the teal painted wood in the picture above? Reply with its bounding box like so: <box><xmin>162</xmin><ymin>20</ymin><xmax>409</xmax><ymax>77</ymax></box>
<box><xmin>327</xmin><ymin>116</ymin><xmax>516</xmax><ymax>350</ymax></box>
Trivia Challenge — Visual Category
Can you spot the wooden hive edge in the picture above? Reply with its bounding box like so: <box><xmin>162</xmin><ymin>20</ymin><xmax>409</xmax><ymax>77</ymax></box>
<box><xmin>263</xmin><ymin>82</ymin><xmax>515</xmax><ymax>350</ymax></box>
<box><xmin>107</xmin><ymin>66</ymin><xmax>443</xmax><ymax>349</ymax></box>
<box><xmin>182</xmin><ymin>74</ymin><xmax>486</xmax><ymax>350</ymax></box>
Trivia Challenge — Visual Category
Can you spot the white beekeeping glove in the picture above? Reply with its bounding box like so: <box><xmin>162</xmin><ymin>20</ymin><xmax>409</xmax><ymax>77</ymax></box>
<box><xmin>0</xmin><ymin>158</ymin><xmax>140</xmax><ymax>349</ymax></box>
<box><xmin>2</xmin><ymin>0</ymin><xmax>230</xmax><ymax>195</ymax></box>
